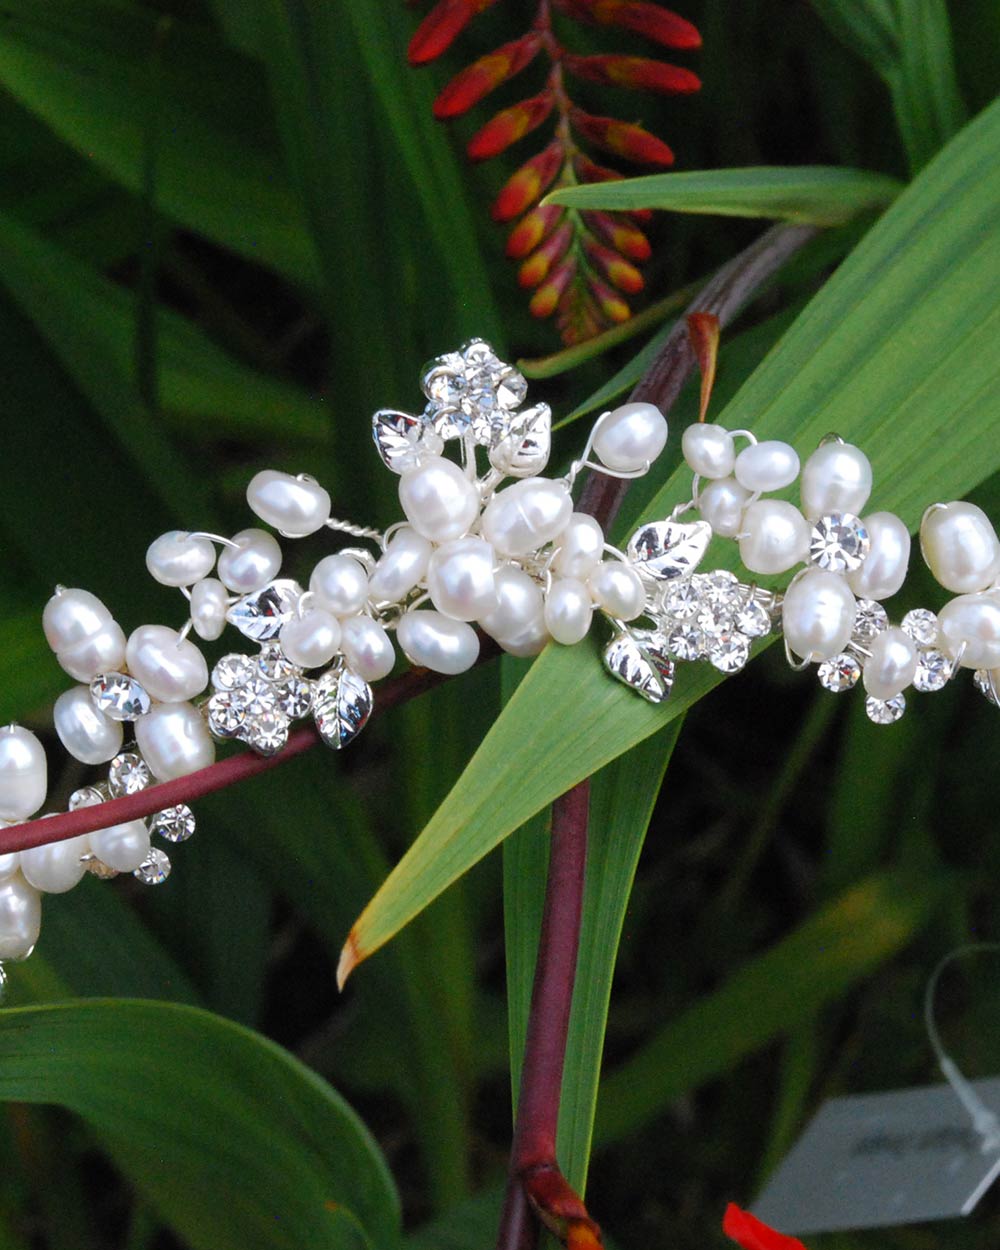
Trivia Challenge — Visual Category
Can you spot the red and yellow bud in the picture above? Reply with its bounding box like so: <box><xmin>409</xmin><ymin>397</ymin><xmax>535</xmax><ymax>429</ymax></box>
<box><xmin>723</xmin><ymin>1204</ymin><xmax>809</xmax><ymax>1250</ymax></box>
<box><xmin>571</xmin><ymin>109</ymin><xmax>675</xmax><ymax>164</ymax></box>
<box><xmin>574</xmin><ymin>156</ymin><xmax>654</xmax><ymax>222</ymax></box>
<box><xmin>587</xmin><ymin>274</ymin><xmax>631</xmax><ymax>323</ymax></box>
<box><xmin>582</xmin><ymin>211</ymin><xmax>652</xmax><ymax>260</ymax></box>
<box><xmin>583</xmin><ymin>238</ymin><xmax>644</xmax><ymax>293</ymax></box>
<box><xmin>409</xmin><ymin>0</ymin><xmax>499</xmax><ymax>65</ymax></box>
<box><xmin>522</xmin><ymin>1161</ymin><xmax>604</xmax><ymax>1247</ymax></box>
<box><xmin>564</xmin><ymin>52</ymin><xmax>701</xmax><ymax>94</ymax></box>
<box><xmin>556</xmin><ymin>0</ymin><xmax>701</xmax><ymax>50</ymax></box>
<box><xmin>492</xmin><ymin>141</ymin><xmax>566</xmax><ymax>221</ymax></box>
<box><xmin>434</xmin><ymin>32</ymin><xmax>543</xmax><ymax>118</ymax></box>
<box><xmin>519</xmin><ymin>221</ymin><xmax>573</xmax><ymax>287</ymax></box>
<box><xmin>506</xmin><ymin>203</ymin><xmax>563</xmax><ymax>257</ymax></box>
<box><xmin>686</xmin><ymin>312</ymin><xmax>720</xmax><ymax>422</ymax></box>
<box><xmin>468</xmin><ymin>90</ymin><xmax>555</xmax><ymax>161</ymax></box>
<box><xmin>530</xmin><ymin>257</ymin><xmax>577</xmax><ymax>318</ymax></box>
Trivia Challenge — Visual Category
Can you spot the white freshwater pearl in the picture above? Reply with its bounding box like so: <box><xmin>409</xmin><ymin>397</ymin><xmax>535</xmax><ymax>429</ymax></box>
<box><xmin>368</xmin><ymin>528</ymin><xmax>432</xmax><ymax>604</ymax></box>
<box><xmin>0</xmin><ymin>836</ymin><xmax>19</xmax><ymax>882</ymax></box>
<box><xmin>126</xmin><ymin>625</ymin><xmax>208</xmax><ymax>703</ymax></box>
<box><xmin>553</xmin><ymin>513</ymin><xmax>604</xmax><ymax>579</ymax></box>
<box><xmin>481</xmin><ymin>478</ymin><xmax>573</xmax><ymax>558</ymax></box>
<box><xmin>53</xmin><ymin>687</ymin><xmax>123</xmax><ymax>765</ymax></box>
<box><xmin>396</xmin><ymin>611</ymin><xmax>480</xmax><ymax>675</ymax></box>
<box><xmin>920</xmin><ymin>502</ymin><xmax>1000</xmax><ymax>595</ymax></box>
<box><xmin>310</xmin><ymin>555</ymin><xmax>370</xmax><ymax>617</ymax></box>
<box><xmin>0</xmin><ymin>874</ymin><xmax>41</xmax><ymax>960</ymax></box>
<box><xmin>398</xmin><ymin>456</ymin><xmax>480</xmax><ymax>543</ymax></box>
<box><xmin>938</xmin><ymin>593</ymin><xmax>1000</xmax><ymax>669</ymax></box>
<box><xmin>340</xmin><ymin>616</ymin><xmax>395</xmax><ymax>681</ymax></box>
<box><xmin>739</xmin><ymin>500</ymin><xmax>811</xmax><ymax>575</ymax></box>
<box><xmin>592</xmin><ymin>402</ymin><xmax>668</xmax><ymax>473</ymax></box>
<box><xmin>782</xmin><ymin>570</ymin><xmax>857</xmax><ymax>661</ymax></box>
<box><xmin>21</xmin><ymin>834</ymin><xmax>90</xmax><ymax>894</ymax></box>
<box><xmin>89</xmin><ymin>820</ymin><xmax>151</xmax><ymax>873</ymax></box>
<box><xmin>588</xmin><ymin>562</ymin><xmax>645</xmax><ymax>621</ymax></box>
<box><xmin>0</xmin><ymin>726</ymin><xmax>47</xmax><ymax>822</ymax></box>
<box><xmin>800</xmin><ymin>442</ymin><xmax>873</xmax><ymax>520</ymax></box>
<box><xmin>544</xmin><ymin>578</ymin><xmax>593</xmax><ymax>645</ymax></box>
<box><xmin>847</xmin><ymin>512</ymin><xmax>911</xmax><ymax>600</ymax></box>
<box><xmin>683</xmin><ymin>423</ymin><xmax>735</xmax><ymax>479</ymax></box>
<box><xmin>427</xmin><ymin>538</ymin><xmax>498</xmax><ymax>622</ymax></box>
<box><xmin>500</xmin><ymin>617</ymin><xmax>550</xmax><ymax>657</ymax></box>
<box><xmin>698</xmin><ymin>476</ymin><xmax>751</xmax><ymax>537</ymax></box>
<box><xmin>135</xmin><ymin>702</ymin><xmax>216</xmax><ymax>781</ymax></box>
<box><xmin>734</xmin><ymin>440</ymin><xmax>800</xmax><ymax>493</ymax></box>
<box><xmin>246</xmin><ymin>470</ymin><xmax>331</xmax><ymax>538</ymax></box>
<box><xmin>217</xmin><ymin>528</ymin><xmax>282</xmax><ymax>594</ymax></box>
<box><xmin>43</xmin><ymin>588</ymin><xmax>126</xmax><ymax>682</ymax></box>
<box><xmin>145</xmin><ymin>531</ymin><xmax>216</xmax><ymax>587</ymax></box>
<box><xmin>59</xmin><ymin>624</ymin><xmax>129</xmax><ymax>683</ymax></box>
<box><xmin>190</xmin><ymin>578</ymin><xmax>228</xmax><ymax>641</ymax></box>
<box><xmin>863</xmin><ymin>626</ymin><xmax>917</xmax><ymax>699</ymax></box>
<box><xmin>479</xmin><ymin>567</ymin><xmax>544</xmax><ymax>641</ymax></box>
<box><xmin>280</xmin><ymin>610</ymin><xmax>341</xmax><ymax>669</ymax></box>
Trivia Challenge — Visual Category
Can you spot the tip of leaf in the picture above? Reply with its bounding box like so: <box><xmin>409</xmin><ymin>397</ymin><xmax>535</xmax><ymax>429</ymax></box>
<box><xmin>337</xmin><ymin>932</ymin><xmax>361</xmax><ymax>990</ymax></box>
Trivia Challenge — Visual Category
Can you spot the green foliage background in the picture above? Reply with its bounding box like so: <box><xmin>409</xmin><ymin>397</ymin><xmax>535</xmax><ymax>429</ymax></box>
<box><xmin>0</xmin><ymin>2</ymin><xmax>997</xmax><ymax>1248</ymax></box>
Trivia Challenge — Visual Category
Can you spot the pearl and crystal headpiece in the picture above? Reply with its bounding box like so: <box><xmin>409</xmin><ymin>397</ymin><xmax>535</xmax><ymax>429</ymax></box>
<box><xmin>0</xmin><ymin>339</ymin><xmax>997</xmax><ymax>981</ymax></box>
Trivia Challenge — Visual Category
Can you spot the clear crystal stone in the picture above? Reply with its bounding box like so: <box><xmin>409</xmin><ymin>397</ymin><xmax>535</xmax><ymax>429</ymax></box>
<box><xmin>735</xmin><ymin>597</ymin><xmax>771</xmax><ymax>638</ymax></box>
<box><xmin>866</xmin><ymin>693</ymin><xmax>906</xmax><ymax>724</ymax></box>
<box><xmin>901</xmin><ymin>608</ymin><xmax>938</xmax><ymax>646</ymax></box>
<box><xmin>227</xmin><ymin>579</ymin><xmax>303</xmax><ymax>642</ymax></box>
<box><xmin>134</xmin><ymin>848</ymin><xmax>171</xmax><ymax>885</ymax></box>
<box><xmin>206</xmin><ymin>691</ymin><xmax>246</xmax><ymax>738</ymax></box>
<box><xmin>696</xmin><ymin>600</ymin><xmax>734</xmax><ymax>636</ymax></box>
<box><xmin>708</xmin><ymin>632</ymin><xmax>751</xmax><ymax>674</ymax></box>
<box><xmin>663</xmin><ymin>579</ymin><xmax>702</xmax><ymax>620</ymax></box>
<box><xmin>817</xmin><ymin>652</ymin><xmax>861</xmax><ymax>692</ymax></box>
<box><xmin>667</xmin><ymin>624</ymin><xmax>704</xmax><ymax>660</ymax></box>
<box><xmin>809</xmin><ymin>513</ymin><xmax>870</xmax><ymax>572</ymax></box>
<box><xmin>495</xmin><ymin>369</ymin><xmax>528</xmax><ymax>410</ymax></box>
<box><xmin>974</xmin><ymin>669</ymin><xmax>1000</xmax><ymax>707</ymax></box>
<box><xmin>69</xmin><ymin>785</ymin><xmax>105</xmax><ymax>810</ymax></box>
<box><xmin>212</xmin><ymin>654</ymin><xmax>254</xmax><ymax>691</ymax></box>
<box><xmin>150</xmin><ymin>804</ymin><xmax>196</xmax><ymax>843</ymax></box>
<box><xmin>258</xmin><ymin>642</ymin><xmax>297</xmax><ymax>684</ymax></box>
<box><xmin>913</xmin><ymin>649</ymin><xmax>952</xmax><ymax>693</ymax></box>
<box><xmin>108</xmin><ymin>753</ymin><xmax>150</xmax><ymax>797</ymax></box>
<box><xmin>274</xmin><ymin>677</ymin><xmax>313</xmax><ymax>719</ymax></box>
<box><xmin>243</xmin><ymin>677</ymin><xmax>279</xmax><ymax>719</ymax></box>
<box><xmin>462</xmin><ymin>339</ymin><xmax>500</xmax><ymax>372</ymax></box>
<box><xmin>246</xmin><ymin>713</ymin><xmax>289</xmax><ymax>757</ymax></box>
<box><xmin>853</xmin><ymin>598</ymin><xmax>888</xmax><ymax>642</ymax></box>
<box><xmin>695</xmin><ymin>569</ymin><xmax>742</xmax><ymax>608</ymax></box>
<box><xmin>90</xmin><ymin>672</ymin><xmax>151</xmax><ymax>721</ymax></box>
<box><xmin>423</xmin><ymin>365</ymin><xmax>465</xmax><ymax>405</ymax></box>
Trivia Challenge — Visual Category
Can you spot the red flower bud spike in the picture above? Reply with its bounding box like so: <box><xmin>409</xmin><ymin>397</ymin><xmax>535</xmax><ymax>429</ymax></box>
<box><xmin>723</xmin><ymin>1204</ymin><xmax>809</xmax><ymax>1250</ymax></box>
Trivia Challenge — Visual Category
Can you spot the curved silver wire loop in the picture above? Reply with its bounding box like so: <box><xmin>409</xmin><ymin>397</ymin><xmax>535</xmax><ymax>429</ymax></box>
<box><xmin>188</xmin><ymin>531</ymin><xmax>241</xmax><ymax>549</ymax></box>
<box><xmin>819</xmin><ymin>432</ymin><xmax>846</xmax><ymax>446</ymax></box>
<box><xmin>325</xmin><ymin>517</ymin><xmax>383</xmax><ymax>542</ymax></box>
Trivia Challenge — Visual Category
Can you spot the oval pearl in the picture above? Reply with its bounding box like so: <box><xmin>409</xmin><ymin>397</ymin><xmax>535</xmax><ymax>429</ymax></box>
<box><xmin>190</xmin><ymin>578</ymin><xmax>229</xmax><ymax>642</ymax></box>
<box><xmin>57</xmin><ymin>622</ymin><xmax>128</xmax><ymax>683</ymax></box>
<box><xmin>800</xmin><ymin>442</ymin><xmax>873</xmax><ymax>520</ymax></box>
<box><xmin>481</xmin><ymin>478</ymin><xmax>573</xmax><ymax>558</ymax></box>
<box><xmin>863</xmin><ymin>626</ymin><xmax>917</xmax><ymax>699</ymax></box>
<box><xmin>0</xmin><ymin>874</ymin><xmax>41</xmax><ymax>960</ymax></box>
<box><xmin>368</xmin><ymin>528</ymin><xmax>433</xmax><ymax>604</ymax></box>
<box><xmin>310</xmin><ymin>555</ymin><xmax>370</xmax><ymax>617</ymax></box>
<box><xmin>89</xmin><ymin>819</ymin><xmax>151</xmax><ymax>873</ymax></box>
<box><xmin>938</xmin><ymin>593</ymin><xmax>1000</xmax><ymax>669</ymax></box>
<box><xmin>682</xmin><ymin>423</ymin><xmax>735</xmax><ymax>480</ymax></box>
<box><xmin>398</xmin><ymin>456</ymin><xmax>480</xmax><ymax>544</ymax></box>
<box><xmin>588</xmin><ymin>562</ymin><xmax>645</xmax><ymax>621</ymax></box>
<box><xmin>0</xmin><ymin>726</ymin><xmax>47</xmax><ymax>822</ymax></box>
<box><xmin>246</xmin><ymin>470</ymin><xmax>331</xmax><ymax>538</ymax></box>
<box><xmin>0</xmin><ymin>841</ymin><xmax>19</xmax><ymax>882</ymax></box>
<box><xmin>698</xmin><ymin>476</ymin><xmax>751</xmax><ymax>538</ymax></box>
<box><xmin>217</xmin><ymin>528</ymin><xmax>282</xmax><ymax>594</ymax></box>
<box><xmin>53</xmin><ymin>687</ymin><xmax>123</xmax><ymax>765</ymax></box>
<box><xmin>592</xmin><ymin>402</ymin><xmax>668</xmax><ymax>473</ymax></box>
<box><xmin>340</xmin><ymin>616</ymin><xmax>395</xmax><ymax>682</ymax></box>
<box><xmin>553</xmin><ymin>513</ymin><xmax>604</xmax><ymax>579</ymax></box>
<box><xmin>500</xmin><ymin>618</ymin><xmax>550</xmax><ymax>658</ymax></box>
<box><xmin>21</xmin><ymin>834</ymin><xmax>90</xmax><ymax>894</ymax></box>
<box><xmin>145</xmin><ymin>531</ymin><xmax>216</xmax><ymax>587</ymax></box>
<box><xmin>396</xmin><ymin>611</ymin><xmax>480</xmax><ymax>675</ymax></box>
<box><xmin>427</xmin><ymin>538</ymin><xmax>498</xmax><ymax>622</ymax></box>
<box><xmin>42</xmin><ymin>587</ymin><xmax>112</xmax><ymax>653</ymax></box>
<box><xmin>847</xmin><ymin>512</ymin><xmax>911</xmax><ymax>600</ymax></box>
<box><xmin>734</xmin><ymin>440</ymin><xmax>800</xmax><ymax>493</ymax></box>
<box><xmin>479</xmin><ymin>567</ymin><xmax>544</xmax><ymax>642</ymax></box>
<box><xmin>126</xmin><ymin>625</ymin><xmax>209</xmax><ymax>703</ymax></box>
<box><xmin>544</xmin><ymin>578</ymin><xmax>593</xmax><ymax>645</ymax></box>
<box><xmin>135</xmin><ymin>702</ymin><xmax>216</xmax><ymax>781</ymax></box>
<box><xmin>782</xmin><ymin>570</ymin><xmax>857</xmax><ymax>661</ymax></box>
<box><xmin>280</xmin><ymin>610</ymin><xmax>341</xmax><ymax>669</ymax></box>
<box><xmin>920</xmin><ymin>502</ymin><xmax>1000</xmax><ymax>595</ymax></box>
<box><xmin>738</xmin><ymin>500</ymin><xmax>811</xmax><ymax>575</ymax></box>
